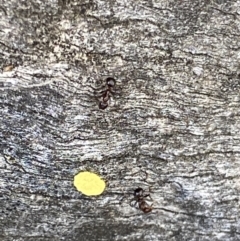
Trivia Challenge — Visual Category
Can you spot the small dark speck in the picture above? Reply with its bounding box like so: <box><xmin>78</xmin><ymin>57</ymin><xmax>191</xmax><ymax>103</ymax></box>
<box><xmin>81</xmin><ymin>7</ymin><xmax>86</xmax><ymax>14</ymax></box>
<box><xmin>99</xmin><ymin>101</ymin><xmax>108</xmax><ymax>110</ymax></box>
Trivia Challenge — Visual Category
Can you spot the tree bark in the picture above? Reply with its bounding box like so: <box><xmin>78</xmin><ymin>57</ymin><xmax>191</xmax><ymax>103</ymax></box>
<box><xmin>1</xmin><ymin>0</ymin><xmax>240</xmax><ymax>240</ymax></box>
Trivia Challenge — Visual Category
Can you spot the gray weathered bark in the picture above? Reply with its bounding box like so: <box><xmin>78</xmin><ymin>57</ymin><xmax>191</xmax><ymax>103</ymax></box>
<box><xmin>1</xmin><ymin>0</ymin><xmax>240</xmax><ymax>240</ymax></box>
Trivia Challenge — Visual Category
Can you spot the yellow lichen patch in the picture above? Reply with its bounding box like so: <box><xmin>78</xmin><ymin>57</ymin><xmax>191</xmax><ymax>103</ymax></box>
<box><xmin>73</xmin><ymin>171</ymin><xmax>106</xmax><ymax>196</ymax></box>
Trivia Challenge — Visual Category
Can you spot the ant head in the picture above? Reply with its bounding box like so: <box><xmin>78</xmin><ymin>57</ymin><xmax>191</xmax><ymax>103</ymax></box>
<box><xmin>106</xmin><ymin>77</ymin><xmax>116</xmax><ymax>88</ymax></box>
<box><xmin>134</xmin><ymin>187</ymin><xmax>143</xmax><ymax>197</ymax></box>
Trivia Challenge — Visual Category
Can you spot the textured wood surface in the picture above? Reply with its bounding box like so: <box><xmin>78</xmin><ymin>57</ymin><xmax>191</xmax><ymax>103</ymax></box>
<box><xmin>1</xmin><ymin>0</ymin><xmax>240</xmax><ymax>240</ymax></box>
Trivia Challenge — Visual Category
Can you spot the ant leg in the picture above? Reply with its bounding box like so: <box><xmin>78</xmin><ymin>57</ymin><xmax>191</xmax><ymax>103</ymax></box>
<box><xmin>130</xmin><ymin>199</ymin><xmax>138</xmax><ymax>207</ymax></box>
<box><xmin>143</xmin><ymin>187</ymin><xmax>153</xmax><ymax>201</ymax></box>
<box><xmin>118</xmin><ymin>194</ymin><xmax>127</xmax><ymax>205</ymax></box>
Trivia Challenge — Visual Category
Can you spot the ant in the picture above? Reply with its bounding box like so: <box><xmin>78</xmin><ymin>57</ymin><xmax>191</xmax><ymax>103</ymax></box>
<box><xmin>130</xmin><ymin>187</ymin><xmax>153</xmax><ymax>213</ymax></box>
<box><xmin>99</xmin><ymin>77</ymin><xmax>116</xmax><ymax>110</ymax></box>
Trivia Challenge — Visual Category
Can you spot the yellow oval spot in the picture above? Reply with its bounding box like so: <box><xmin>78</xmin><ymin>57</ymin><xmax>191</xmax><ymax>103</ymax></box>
<box><xmin>73</xmin><ymin>171</ymin><xmax>106</xmax><ymax>196</ymax></box>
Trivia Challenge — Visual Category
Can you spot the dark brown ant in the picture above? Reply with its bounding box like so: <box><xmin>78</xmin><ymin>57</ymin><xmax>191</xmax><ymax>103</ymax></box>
<box><xmin>130</xmin><ymin>187</ymin><xmax>153</xmax><ymax>213</ymax></box>
<box><xmin>98</xmin><ymin>77</ymin><xmax>116</xmax><ymax>110</ymax></box>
